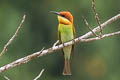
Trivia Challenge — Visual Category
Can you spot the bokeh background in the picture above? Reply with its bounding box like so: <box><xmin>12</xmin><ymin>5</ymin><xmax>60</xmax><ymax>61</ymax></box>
<box><xmin>0</xmin><ymin>0</ymin><xmax>120</xmax><ymax>80</ymax></box>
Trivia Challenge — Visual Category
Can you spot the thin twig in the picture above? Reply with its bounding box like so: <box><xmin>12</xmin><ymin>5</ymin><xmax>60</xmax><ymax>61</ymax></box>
<box><xmin>92</xmin><ymin>0</ymin><xmax>103</xmax><ymax>37</ymax></box>
<box><xmin>53</xmin><ymin>40</ymin><xmax>59</xmax><ymax>47</ymax></box>
<box><xmin>80</xmin><ymin>13</ymin><xmax>120</xmax><ymax>39</ymax></box>
<box><xmin>82</xmin><ymin>16</ymin><xmax>98</xmax><ymax>37</ymax></box>
<box><xmin>33</xmin><ymin>69</ymin><xmax>45</xmax><ymax>80</ymax></box>
<box><xmin>0</xmin><ymin>15</ymin><xmax>26</xmax><ymax>57</ymax></box>
<box><xmin>0</xmin><ymin>14</ymin><xmax>119</xmax><ymax>73</ymax></box>
<box><xmin>4</xmin><ymin>76</ymin><xmax>10</xmax><ymax>80</ymax></box>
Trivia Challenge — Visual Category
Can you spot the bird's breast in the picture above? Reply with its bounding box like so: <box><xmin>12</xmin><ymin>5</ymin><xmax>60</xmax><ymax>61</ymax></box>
<box><xmin>58</xmin><ymin>24</ymin><xmax>74</xmax><ymax>43</ymax></box>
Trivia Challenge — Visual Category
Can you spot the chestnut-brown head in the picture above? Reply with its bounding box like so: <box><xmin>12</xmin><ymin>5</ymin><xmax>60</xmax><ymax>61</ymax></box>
<box><xmin>51</xmin><ymin>11</ymin><xmax>73</xmax><ymax>25</ymax></box>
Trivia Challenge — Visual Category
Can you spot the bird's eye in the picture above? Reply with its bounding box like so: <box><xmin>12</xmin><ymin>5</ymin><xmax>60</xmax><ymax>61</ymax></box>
<box><xmin>61</xmin><ymin>15</ymin><xmax>65</xmax><ymax>17</ymax></box>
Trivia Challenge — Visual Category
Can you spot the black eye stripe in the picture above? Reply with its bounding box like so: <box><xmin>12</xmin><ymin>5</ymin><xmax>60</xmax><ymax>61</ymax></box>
<box><xmin>60</xmin><ymin>15</ymin><xmax>69</xmax><ymax>20</ymax></box>
<box><xmin>61</xmin><ymin>15</ymin><xmax>65</xmax><ymax>17</ymax></box>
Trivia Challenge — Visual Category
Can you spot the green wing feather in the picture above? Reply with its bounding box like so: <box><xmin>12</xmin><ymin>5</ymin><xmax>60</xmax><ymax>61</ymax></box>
<box><xmin>58</xmin><ymin>27</ymin><xmax>65</xmax><ymax>56</ymax></box>
<box><xmin>73</xmin><ymin>25</ymin><xmax>76</xmax><ymax>38</ymax></box>
<box><xmin>71</xmin><ymin>25</ymin><xmax>76</xmax><ymax>59</ymax></box>
<box><xmin>58</xmin><ymin>24</ymin><xmax>76</xmax><ymax>59</ymax></box>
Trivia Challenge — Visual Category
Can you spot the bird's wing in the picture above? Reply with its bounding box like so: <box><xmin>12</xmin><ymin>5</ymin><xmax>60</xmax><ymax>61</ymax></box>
<box><xmin>58</xmin><ymin>27</ymin><xmax>61</xmax><ymax>43</ymax></box>
<box><xmin>73</xmin><ymin>25</ymin><xmax>76</xmax><ymax>38</ymax></box>
<box><xmin>71</xmin><ymin>25</ymin><xmax>76</xmax><ymax>59</ymax></box>
<box><xmin>58</xmin><ymin>27</ymin><xmax>65</xmax><ymax>56</ymax></box>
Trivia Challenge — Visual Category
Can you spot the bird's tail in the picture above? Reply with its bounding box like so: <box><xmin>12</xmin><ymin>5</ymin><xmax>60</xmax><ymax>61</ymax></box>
<box><xmin>62</xmin><ymin>59</ymin><xmax>71</xmax><ymax>75</ymax></box>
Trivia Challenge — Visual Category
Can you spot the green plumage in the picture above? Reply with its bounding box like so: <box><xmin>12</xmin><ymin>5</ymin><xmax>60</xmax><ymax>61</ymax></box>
<box><xmin>58</xmin><ymin>24</ymin><xmax>75</xmax><ymax>59</ymax></box>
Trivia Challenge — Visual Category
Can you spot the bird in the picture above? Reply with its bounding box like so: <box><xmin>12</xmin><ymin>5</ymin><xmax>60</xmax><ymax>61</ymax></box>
<box><xmin>51</xmin><ymin>11</ymin><xmax>76</xmax><ymax>75</ymax></box>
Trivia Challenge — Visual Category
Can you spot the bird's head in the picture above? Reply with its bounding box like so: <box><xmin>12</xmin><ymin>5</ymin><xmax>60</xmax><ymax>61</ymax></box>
<box><xmin>51</xmin><ymin>11</ymin><xmax>73</xmax><ymax>25</ymax></box>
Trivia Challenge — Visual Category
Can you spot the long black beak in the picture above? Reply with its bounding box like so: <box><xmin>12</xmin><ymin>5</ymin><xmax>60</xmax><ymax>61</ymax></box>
<box><xmin>50</xmin><ymin>11</ymin><xmax>60</xmax><ymax>15</ymax></box>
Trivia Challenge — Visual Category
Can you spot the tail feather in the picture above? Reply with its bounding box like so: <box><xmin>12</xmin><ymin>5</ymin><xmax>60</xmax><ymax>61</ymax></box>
<box><xmin>62</xmin><ymin>59</ymin><xmax>71</xmax><ymax>75</ymax></box>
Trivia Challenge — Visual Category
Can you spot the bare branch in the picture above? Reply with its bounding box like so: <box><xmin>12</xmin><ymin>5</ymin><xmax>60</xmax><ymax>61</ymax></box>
<box><xmin>0</xmin><ymin>15</ymin><xmax>26</xmax><ymax>57</ymax></box>
<box><xmin>4</xmin><ymin>76</ymin><xmax>10</xmax><ymax>80</ymax></box>
<box><xmin>92</xmin><ymin>0</ymin><xmax>103</xmax><ymax>37</ymax></box>
<box><xmin>0</xmin><ymin>47</ymin><xmax>44</xmax><ymax>73</ymax></box>
<box><xmin>0</xmin><ymin>14</ymin><xmax>120</xmax><ymax>73</ymax></box>
<box><xmin>33</xmin><ymin>69</ymin><xmax>45</xmax><ymax>80</ymax></box>
<box><xmin>79</xmin><ymin>31</ymin><xmax>120</xmax><ymax>42</ymax></box>
<box><xmin>82</xmin><ymin>16</ymin><xmax>98</xmax><ymax>37</ymax></box>
<box><xmin>80</xmin><ymin>13</ymin><xmax>120</xmax><ymax>39</ymax></box>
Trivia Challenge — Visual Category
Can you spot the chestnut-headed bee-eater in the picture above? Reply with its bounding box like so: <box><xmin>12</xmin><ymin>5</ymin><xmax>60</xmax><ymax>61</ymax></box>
<box><xmin>51</xmin><ymin>11</ymin><xmax>76</xmax><ymax>75</ymax></box>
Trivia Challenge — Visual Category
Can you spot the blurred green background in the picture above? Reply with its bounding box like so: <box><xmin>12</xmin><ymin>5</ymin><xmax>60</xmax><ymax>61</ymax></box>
<box><xmin>0</xmin><ymin>0</ymin><xmax>120</xmax><ymax>80</ymax></box>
